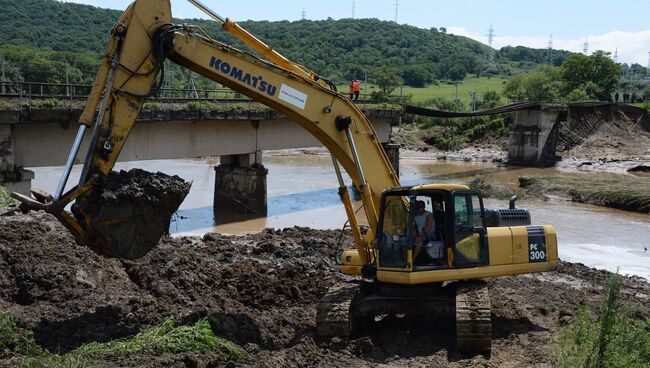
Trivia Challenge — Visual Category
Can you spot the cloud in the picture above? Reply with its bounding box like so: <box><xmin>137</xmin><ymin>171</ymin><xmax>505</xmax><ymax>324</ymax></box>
<box><xmin>447</xmin><ymin>26</ymin><xmax>650</xmax><ymax>65</ymax></box>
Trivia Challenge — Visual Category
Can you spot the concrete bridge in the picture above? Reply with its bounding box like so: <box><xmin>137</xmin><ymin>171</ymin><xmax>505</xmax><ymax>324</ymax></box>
<box><xmin>0</xmin><ymin>104</ymin><xmax>400</xmax><ymax>222</ymax></box>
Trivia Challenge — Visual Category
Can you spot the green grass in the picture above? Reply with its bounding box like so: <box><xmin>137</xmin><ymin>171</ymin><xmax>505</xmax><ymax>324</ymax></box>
<box><xmin>338</xmin><ymin>76</ymin><xmax>509</xmax><ymax>105</ymax></box>
<box><xmin>400</xmin><ymin>77</ymin><xmax>509</xmax><ymax>104</ymax></box>
<box><xmin>519</xmin><ymin>175</ymin><xmax>650</xmax><ymax>214</ymax></box>
<box><xmin>0</xmin><ymin>186</ymin><xmax>18</xmax><ymax>209</ymax></box>
<box><xmin>555</xmin><ymin>273</ymin><xmax>650</xmax><ymax>368</ymax></box>
<box><xmin>0</xmin><ymin>311</ymin><xmax>246</xmax><ymax>368</ymax></box>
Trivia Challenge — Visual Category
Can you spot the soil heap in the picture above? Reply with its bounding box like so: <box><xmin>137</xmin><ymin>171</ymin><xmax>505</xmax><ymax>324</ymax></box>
<box><xmin>0</xmin><ymin>211</ymin><xmax>648</xmax><ymax>367</ymax></box>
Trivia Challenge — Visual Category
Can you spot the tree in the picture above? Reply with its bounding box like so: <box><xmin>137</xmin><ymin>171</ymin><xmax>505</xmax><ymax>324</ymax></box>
<box><xmin>503</xmin><ymin>75</ymin><xmax>526</xmax><ymax>101</ymax></box>
<box><xmin>561</xmin><ymin>51</ymin><xmax>620</xmax><ymax>101</ymax></box>
<box><xmin>401</xmin><ymin>65</ymin><xmax>432</xmax><ymax>87</ymax></box>
<box><xmin>447</xmin><ymin>64</ymin><xmax>466</xmax><ymax>81</ymax></box>
<box><xmin>372</xmin><ymin>67</ymin><xmax>402</xmax><ymax>95</ymax></box>
<box><xmin>523</xmin><ymin>65</ymin><xmax>561</xmax><ymax>102</ymax></box>
<box><xmin>481</xmin><ymin>90</ymin><xmax>501</xmax><ymax>108</ymax></box>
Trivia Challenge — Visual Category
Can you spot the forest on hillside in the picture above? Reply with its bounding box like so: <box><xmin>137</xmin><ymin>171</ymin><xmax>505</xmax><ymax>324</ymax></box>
<box><xmin>0</xmin><ymin>0</ymin><xmax>577</xmax><ymax>88</ymax></box>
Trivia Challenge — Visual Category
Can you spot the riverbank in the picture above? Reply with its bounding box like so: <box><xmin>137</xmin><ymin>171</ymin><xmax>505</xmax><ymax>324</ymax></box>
<box><xmin>519</xmin><ymin>175</ymin><xmax>650</xmax><ymax>214</ymax></box>
<box><xmin>0</xmin><ymin>211</ymin><xmax>648</xmax><ymax>367</ymax></box>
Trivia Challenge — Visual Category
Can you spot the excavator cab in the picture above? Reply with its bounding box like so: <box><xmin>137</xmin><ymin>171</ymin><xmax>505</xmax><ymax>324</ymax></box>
<box><xmin>376</xmin><ymin>185</ymin><xmax>489</xmax><ymax>272</ymax></box>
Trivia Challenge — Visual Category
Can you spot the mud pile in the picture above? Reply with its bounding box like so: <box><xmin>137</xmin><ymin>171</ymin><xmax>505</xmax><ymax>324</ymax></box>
<box><xmin>0</xmin><ymin>211</ymin><xmax>649</xmax><ymax>367</ymax></box>
<box><xmin>72</xmin><ymin>169</ymin><xmax>191</xmax><ymax>259</ymax></box>
<box><xmin>558</xmin><ymin>105</ymin><xmax>650</xmax><ymax>160</ymax></box>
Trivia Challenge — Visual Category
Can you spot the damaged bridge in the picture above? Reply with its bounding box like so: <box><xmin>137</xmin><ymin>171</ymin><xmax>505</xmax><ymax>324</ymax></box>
<box><xmin>406</xmin><ymin>102</ymin><xmax>567</xmax><ymax>166</ymax></box>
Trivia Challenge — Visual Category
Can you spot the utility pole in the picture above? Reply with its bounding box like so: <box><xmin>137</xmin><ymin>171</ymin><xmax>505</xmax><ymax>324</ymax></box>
<box><xmin>545</xmin><ymin>35</ymin><xmax>553</xmax><ymax>65</ymax></box>
<box><xmin>394</xmin><ymin>0</ymin><xmax>399</xmax><ymax>22</ymax></box>
<box><xmin>0</xmin><ymin>55</ymin><xmax>5</xmax><ymax>95</ymax></box>
<box><xmin>583</xmin><ymin>37</ymin><xmax>589</xmax><ymax>55</ymax></box>
<box><xmin>470</xmin><ymin>90</ymin><xmax>478</xmax><ymax>111</ymax></box>
<box><xmin>351</xmin><ymin>0</ymin><xmax>355</xmax><ymax>19</ymax></box>
<box><xmin>65</xmin><ymin>63</ymin><xmax>70</xmax><ymax>96</ymax></box>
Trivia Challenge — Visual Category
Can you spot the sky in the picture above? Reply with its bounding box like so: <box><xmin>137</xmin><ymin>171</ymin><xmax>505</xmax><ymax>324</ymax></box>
<box><xmin>59</xmin><ymin>0</ymin><xmax>650</xmax><ymax>65</ymax></box>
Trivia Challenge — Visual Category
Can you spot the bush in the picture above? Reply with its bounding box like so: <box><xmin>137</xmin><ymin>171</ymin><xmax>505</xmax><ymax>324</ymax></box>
<box><xmin>0</xmin><ymin>309</ymin><xmax>43</xmax><ymax>358</ymax></box>
<box><xmin>0</xmin><ymin>187</ymin><xmax>18</xmax><ymax>209</ymax></box>
<box><xmin>27</xmin><ymin>98</ymin><xmax>64</xmax><ymax>108</ymax></box>
<box><xmin>555</xmin><ymin>273</ymin><xmax>650</xmax><ymax>368</ymax></box>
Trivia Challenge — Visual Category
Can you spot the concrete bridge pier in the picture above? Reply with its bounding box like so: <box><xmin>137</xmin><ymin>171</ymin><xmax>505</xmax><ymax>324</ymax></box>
<box><xmin>213</xmin><ymin>151</ymin><xmax>268</xmax><ymax>224</ymax></box>
<box><xmin>382</xmin><ymin>143</ymin><xmax>400</xmax><ymax>176</ymax></box>
<box><xmin>0</xmin><ymin>124</ymin><xmax>34</xmax><ymax>195</ymax></box>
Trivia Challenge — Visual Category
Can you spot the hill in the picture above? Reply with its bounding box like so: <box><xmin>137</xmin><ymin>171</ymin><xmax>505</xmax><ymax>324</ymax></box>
<box><xmin>0</xmin><ymin>0</ymin><xmax>572</xmax><ymax>87</ymax></box>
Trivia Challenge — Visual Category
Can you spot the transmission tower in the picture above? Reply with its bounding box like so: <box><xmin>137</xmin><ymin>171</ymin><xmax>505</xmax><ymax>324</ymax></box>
<box><xmin>613</xmin><ymin>48</ymin><xmax>618</xmax><ymax>63</ymax></box>
<box><xmin>301</xmin><ymin>8</ymin><xmax>306</xmax><ymax>20</ymax></box>
<box><xmin>486</xmin><ymin>24</ymin><xmax>495</xmax><ymax>65</ymax></box>
<box><xmin>545</xmin><ymin>35</ymin><xmax>553</xmax><ymax>65</ymax></box>
<box><xmin>394</xmin><ymin>0</ymin><xmax>399</xmax><ymax>22</ymax></box>
<box><xmin>351</xmin><ymin>0</ymin><xmax>355</xmax><ymax>19</ymax></box>
<box><xmin>185</xmin><ymin>75</ymin><xmax>199</xmax><ymax>99</ymax></box>
<box><xmin>487</xmin><ymin>24</ymin><xmax>495</xmax><ymax>48</ymax></box>
<box><xmin>647</xmin><ymin>51</ymin><xmax>650</xmax><ymax>71</ymax></box>
<box><xmin>583</xmin><ymin>37</ymin><xmax>589</xmax><ymax>55</ymax></box>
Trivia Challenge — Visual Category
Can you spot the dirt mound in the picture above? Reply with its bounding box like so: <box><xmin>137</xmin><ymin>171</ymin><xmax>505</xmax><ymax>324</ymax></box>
<box><xmin>72</xmin><ymin>169</ymin><xmax>191</xmax><ymax>259</ymax></box>
<box><xmin>0</xmin><ymin>212</ymin><xmax>649</xmax><ymax>367</ymax></box>
<box><xmin>558</xmin><ymin>104</ymin><xmax>650</xmax><ymax>159</ymax></box>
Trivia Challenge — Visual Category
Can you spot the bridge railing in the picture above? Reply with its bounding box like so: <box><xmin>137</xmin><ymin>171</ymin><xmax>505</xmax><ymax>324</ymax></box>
<box><xmin>0</xmin><ymin>81</ymin><xmax>394</xmax><ymax>105</ymax></box>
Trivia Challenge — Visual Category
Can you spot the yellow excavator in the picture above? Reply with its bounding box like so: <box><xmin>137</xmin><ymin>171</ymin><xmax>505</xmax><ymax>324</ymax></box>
<box><xmin>13</xmin><ymin>0</ymin><xmax>558</xmax><ymax>353</ymax></box>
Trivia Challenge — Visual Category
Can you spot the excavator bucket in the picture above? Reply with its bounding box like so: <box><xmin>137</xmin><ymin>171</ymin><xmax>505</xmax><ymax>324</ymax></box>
<box><xmin>70</xmin><ymin>169</ymin><xmax>191</xmax><ymax>259</ymax></box>
<box><xmin>14</xmin><ymin>169</ymin><xmax>191</xmax><ymax>259</ymax></box>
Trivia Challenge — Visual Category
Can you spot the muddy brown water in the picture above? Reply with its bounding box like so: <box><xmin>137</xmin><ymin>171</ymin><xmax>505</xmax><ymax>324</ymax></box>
<box><xmin>30</xmin><ymin>155</ymin><xmax>650</xmax><ymax>279</ymax></box>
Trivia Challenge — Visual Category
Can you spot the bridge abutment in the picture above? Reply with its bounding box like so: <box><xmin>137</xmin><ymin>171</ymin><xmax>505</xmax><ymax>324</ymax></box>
<box><xmin>508</xmin><ymin>108</ymin><xmax>564</xmax><ymax>166</ymax></box>
<box><xmin>213</xmin><ymin>151</ymin><xmax>268</xmax><ymax>224</ymax></box>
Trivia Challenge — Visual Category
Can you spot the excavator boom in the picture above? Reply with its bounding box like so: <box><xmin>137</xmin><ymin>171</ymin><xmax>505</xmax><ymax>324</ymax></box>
<box><xmin>16</xmin><ymin>0</ymin><xmax>399</xmax><ymax>260</ymax></box>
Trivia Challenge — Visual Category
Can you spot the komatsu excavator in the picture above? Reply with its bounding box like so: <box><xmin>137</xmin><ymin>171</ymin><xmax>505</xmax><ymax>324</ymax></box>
<box><xmin>13</xmin><ymin>0</ymin><xmax>558</xmax><ymax>353</ymax></box>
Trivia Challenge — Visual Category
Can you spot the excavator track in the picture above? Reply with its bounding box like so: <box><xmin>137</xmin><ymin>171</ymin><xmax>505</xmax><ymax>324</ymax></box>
<box><xmin>316</xmin><ymin>283</ymin><xmax>358</xmax><ymax>339</ymax></box>
<box><xmin>455</xmin><ymin>280</ymin><xmax>492</xmax><ymax>353</ymax></box>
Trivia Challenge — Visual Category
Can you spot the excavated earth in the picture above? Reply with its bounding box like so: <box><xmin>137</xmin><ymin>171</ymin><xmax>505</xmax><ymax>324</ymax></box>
<box><xmin>0</xmin><ymin>211</ymin><xmax>649</xmax><ymax>367</ymax></box>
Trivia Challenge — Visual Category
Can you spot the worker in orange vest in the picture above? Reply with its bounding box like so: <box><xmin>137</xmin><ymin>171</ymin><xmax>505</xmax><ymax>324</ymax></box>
<box><xmin>348</xmin><ymin>81</ymin><xmax>355</xmax><ymax>100</ymax></box>
<box><xmin>352</xmin><ymin>80</ymin><xmax>361</xmax><ymax>101</ymax></box>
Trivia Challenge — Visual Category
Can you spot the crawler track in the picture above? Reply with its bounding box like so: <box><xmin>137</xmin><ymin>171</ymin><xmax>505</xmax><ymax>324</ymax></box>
<box><xmin>315</xmin><ymin>283</ymin><xmax>358</xmax><ymax>339</ymax></box>
<box><xmin>455</xmin><ymin>280</ymin><xmax>492</xmax><ymax>352</ymax></box>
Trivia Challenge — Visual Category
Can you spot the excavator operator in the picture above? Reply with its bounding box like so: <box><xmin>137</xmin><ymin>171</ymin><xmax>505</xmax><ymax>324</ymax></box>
<box><xmin>413</xmin><ymin>200</ymin><xmax>435</xmax><ymax>260</ymax></box>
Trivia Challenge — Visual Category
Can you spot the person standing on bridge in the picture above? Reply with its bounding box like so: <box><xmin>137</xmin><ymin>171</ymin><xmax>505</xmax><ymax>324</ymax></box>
<box><xmin>352</xmin><ymin>79</ymin><xmax>361</xmax><ymax>101</ymax></box>
<box><xmin>348</xmin><ymin>81</ymin><xmax>355</xmax><ymax>100</ymax></box>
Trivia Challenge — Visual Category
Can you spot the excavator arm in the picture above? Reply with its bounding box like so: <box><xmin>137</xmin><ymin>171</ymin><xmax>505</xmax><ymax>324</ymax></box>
<box><xmin>19</xmin><ymin>0</ymin><xmax>400</xmax><ymax>264</ymax></box>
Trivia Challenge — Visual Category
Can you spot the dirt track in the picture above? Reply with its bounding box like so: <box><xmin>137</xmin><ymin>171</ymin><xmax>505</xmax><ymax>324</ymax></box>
<box><xmin>1</xmin><ymin>211</ymin><xmax>649</xmax><ymax>367</ymax></box>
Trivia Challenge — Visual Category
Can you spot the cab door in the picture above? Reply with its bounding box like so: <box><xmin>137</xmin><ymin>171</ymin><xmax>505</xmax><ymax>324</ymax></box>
<box><xmin>450</xmin><ymin>190</ymin><xmax>489</xmax><ymax>267</ymax></box>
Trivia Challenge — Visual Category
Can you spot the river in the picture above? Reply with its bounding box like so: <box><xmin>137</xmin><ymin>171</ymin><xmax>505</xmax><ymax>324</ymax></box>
<box><xmin>30</xmin><ymin>155</ymin><xmax>650</xmax><ymax>279</ymax></box>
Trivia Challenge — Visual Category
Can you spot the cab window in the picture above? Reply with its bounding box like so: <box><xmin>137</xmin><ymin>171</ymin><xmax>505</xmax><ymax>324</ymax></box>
<box><xmin>453</xmin><ymin>193</ymin><xmax>484</xmax><ymax>242</ymax></box>
<box><xmin>378</xmin><ymin>194</ymin><xmax>409</xmax><ymax>268</ymax></box>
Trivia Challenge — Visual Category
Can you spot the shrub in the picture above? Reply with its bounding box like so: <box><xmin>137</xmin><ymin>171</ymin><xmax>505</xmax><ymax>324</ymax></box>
<box><xmin>555</xmin><ymin>273</ymin><xmax>650</xmax><ymax>368</ymax></box>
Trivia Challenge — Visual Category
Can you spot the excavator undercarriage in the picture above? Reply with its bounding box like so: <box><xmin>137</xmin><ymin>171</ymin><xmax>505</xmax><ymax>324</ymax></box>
<box><xmin>316</xmin><ymin>280</ymin><xmax>492</xmax><ymax>353</ymax></box>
